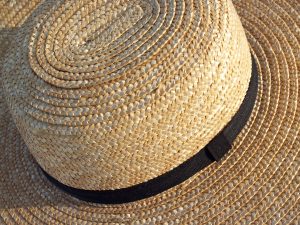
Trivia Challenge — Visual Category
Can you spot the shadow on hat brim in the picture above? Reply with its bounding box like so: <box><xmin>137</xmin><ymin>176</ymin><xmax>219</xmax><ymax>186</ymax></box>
<box><xmin>0</xmin><ymin>0</ymin><xmax>299</xmax><ymax>224</ymax></box>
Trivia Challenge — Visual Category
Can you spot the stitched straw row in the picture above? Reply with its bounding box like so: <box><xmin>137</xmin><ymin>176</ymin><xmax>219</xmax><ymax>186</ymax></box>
<box><xmin>0</xmin><ymin>0</ymin><xmax>42</xmax><ymax>68</ymax></box>
<box><xmin>1</xmin><ymin>0</ymin><xmax>251</xmax><ymax>190</ymax></box>
<box><xmin>0</xmin><ymin>0</ymin><xmax>299</xmax><ymax>224</ymax></box>
<box><xmin>0</xmin><ymin>0</ymin><xmax>42</xmax><ymax>28</ymax></box>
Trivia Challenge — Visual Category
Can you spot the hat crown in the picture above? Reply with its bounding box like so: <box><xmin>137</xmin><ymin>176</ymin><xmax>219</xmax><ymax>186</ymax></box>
<box><xmin>1</xmin><ymin>0</ymin><xmax>251</xmax><ymax>190</ymax></box>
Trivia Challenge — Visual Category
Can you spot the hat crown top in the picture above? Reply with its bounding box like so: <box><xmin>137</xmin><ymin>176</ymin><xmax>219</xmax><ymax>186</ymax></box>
<box><xmin>2</xmin><ymin>0</ymin><xmax>251</xmax><ymax>190</ymax></box>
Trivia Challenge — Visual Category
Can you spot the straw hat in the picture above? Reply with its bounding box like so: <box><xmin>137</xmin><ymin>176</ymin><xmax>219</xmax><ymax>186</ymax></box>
<box><xmin>0</xmin><ymin>0</ymin><xmax>299</xmax><ymax>223</ymax></box>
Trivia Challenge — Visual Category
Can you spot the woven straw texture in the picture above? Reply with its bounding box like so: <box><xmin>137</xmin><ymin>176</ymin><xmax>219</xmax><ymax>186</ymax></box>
<box><xmin>0</xmin><ymin>0</ymin><xmax>42</xmax><ymax>28</ymax></box>
<box><xmin>0</xmin><ymin>0</ymin><xmax>42</xmax><ymax>65</ymax></box>
<box><xmin>1</xmin><ymin>0</ymin><xmax>251</xmax><ymax>190</ymax></box>
<box><xmin>0</xmin><ymin>0</ymin><xmax>299</xmax><ymax>224</ymax></box>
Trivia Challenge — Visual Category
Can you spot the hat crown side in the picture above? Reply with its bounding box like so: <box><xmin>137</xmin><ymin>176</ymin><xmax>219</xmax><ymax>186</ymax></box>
<box><xmin>1</xmin><ymin>0</ymin><xmax>252</xmax><ymax>190</ymax></box>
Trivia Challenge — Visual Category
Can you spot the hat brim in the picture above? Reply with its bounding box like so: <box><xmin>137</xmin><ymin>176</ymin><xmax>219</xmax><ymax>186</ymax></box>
<box><xmin>0</xmin><ymin>0</ymin><xmax>299</xmax><ymax>223</ymax></box>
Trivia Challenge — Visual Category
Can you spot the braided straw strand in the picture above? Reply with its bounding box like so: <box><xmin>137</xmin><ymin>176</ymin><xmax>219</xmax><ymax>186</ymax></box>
<box><xmin>0</xmin><ymin>0</ymin><xmax>42</xmax><ymax>28</ymax></box>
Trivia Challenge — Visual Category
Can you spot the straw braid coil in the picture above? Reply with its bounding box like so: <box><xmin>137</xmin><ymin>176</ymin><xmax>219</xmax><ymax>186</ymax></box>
<box><xmin>1</xmin><ymin>0</ymin><xmax>251</xmax><ymax>190</ymax></box>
